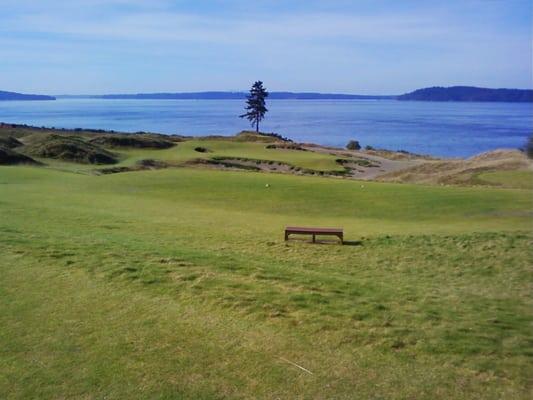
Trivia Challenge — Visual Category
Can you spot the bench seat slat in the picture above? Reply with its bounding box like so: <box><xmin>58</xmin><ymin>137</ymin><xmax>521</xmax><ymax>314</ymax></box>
<box><xmin>284</xmin><ymin>226</ymin><xmax>344</xmax><ymax>244</ymax></box>
<box><xmin>285</xmin><ymin>226</ymin><xmax>342</xmax><ymax>234</ymax></box>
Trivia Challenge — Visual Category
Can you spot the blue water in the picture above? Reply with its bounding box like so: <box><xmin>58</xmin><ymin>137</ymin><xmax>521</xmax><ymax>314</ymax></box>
<box><xmin>0</xmin><ymin>98</ymin><xmax>531</xmax><ymax>157</ymax></box>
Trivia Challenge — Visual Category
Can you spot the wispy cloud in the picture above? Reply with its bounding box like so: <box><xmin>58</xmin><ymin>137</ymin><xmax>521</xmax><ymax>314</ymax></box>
<box><xmin>0</xmin><ymin>0</ymin><xmax>530</xmax><ymax>93</ymax></box>
<box><xmin>2</xmin><ymin>9</ymin><xmax>471</xmax><ymax>44</ymax></box>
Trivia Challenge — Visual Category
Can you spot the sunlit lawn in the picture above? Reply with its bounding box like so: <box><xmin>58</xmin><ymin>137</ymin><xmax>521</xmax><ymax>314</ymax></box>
<box><xmin>1</xmin><ymin>165</ymin><xmax>532</xmax><ymax>399</ymax></box>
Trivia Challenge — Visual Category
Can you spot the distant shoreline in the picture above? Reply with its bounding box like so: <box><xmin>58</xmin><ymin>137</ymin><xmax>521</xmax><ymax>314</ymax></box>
<box><xmin>2</xmin><ymin>85</ymin><xmax>532</xmax><ymax>102</ymax></box>
<box><xmin>57</xmin><ymin>92</ymin><xmax>395</xmax><ymax>100</ymax></box>
<box><xmin>56</xmin><ymin>85</ymin><xmax>533</xmax><ymax>102</ymax></box>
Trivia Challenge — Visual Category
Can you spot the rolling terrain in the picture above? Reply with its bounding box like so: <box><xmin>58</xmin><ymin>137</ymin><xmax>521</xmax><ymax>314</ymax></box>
<box><xmin>0</xmin><ymin>124</ymin><xmax>532</xmax><ymax>399</ymax></box>
<box><xmin>1</xmin><ymin>123</ymin><xmax>531</xmax><ymax>188</ymax></box>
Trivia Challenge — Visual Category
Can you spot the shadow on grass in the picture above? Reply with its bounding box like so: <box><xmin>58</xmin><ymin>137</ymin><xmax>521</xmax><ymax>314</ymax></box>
<box><xmin>285</xmin><ymin>238</ymin><xmax>362</xmax><ymax>246</ymax></box>
<box><xmin>342</xmin><ymin>240</ymin><xmax>363</xmax><ymax>246</ymax></box>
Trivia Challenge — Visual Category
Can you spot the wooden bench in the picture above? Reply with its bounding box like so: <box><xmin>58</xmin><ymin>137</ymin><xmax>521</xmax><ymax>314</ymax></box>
<box><xmin>285</xmin><ymin>226</ymin><xmax>343</xmax><ymax>244</ymax></box>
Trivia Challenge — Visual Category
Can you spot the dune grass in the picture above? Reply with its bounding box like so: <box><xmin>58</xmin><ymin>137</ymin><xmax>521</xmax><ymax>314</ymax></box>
<box><xmin>0</xmin><ymin>165</ymin><xmax>532</xmax><ymax>399</ymax></box>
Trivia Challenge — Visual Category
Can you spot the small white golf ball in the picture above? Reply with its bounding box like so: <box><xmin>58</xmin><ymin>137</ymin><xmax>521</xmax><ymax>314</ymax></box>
<box><xmin>265</xmin><ymin>184</ymin><xmax>270</xmax><ymax>188</ymax></box>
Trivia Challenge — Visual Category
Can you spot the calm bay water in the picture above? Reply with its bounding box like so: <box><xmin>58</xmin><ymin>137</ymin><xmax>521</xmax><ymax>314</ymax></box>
<box><xmin>0</xmin><ymin>98</ymin><xmax>531</xmax><ymax>157</ymax></box>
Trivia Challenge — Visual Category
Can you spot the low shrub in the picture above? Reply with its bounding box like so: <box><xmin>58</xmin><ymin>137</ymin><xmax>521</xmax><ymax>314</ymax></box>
<box><xmin>346</xmin><ymin>140</ymin><xmax>361</xmax><ymax>150</ymax></box>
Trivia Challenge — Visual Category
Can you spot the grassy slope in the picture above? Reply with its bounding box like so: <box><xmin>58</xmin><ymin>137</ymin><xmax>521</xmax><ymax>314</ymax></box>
<box><xmin>476</xmin><ymin>170</ymin><xmax>533</xmax><ymax>190</ymax></box>
<box><xmin>1</xmin><ymin>165</ymin><xmax>532</xmax><ymax>399</ymax></box>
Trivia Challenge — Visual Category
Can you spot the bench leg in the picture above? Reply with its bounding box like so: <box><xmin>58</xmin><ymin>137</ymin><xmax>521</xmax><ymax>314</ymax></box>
<box><xmin>339</xmin><ymin>234</ymin><xmax>343</xmax><ymax>245</ymax></box>
<box><xmin>312</xmin><ymin>234</ymin><xmax>316</xmax><ymax>243</ymax></box>
<box><xmin>285</xmin><ymin>232</ymin><xmax>289</xmax><ymax>241</ymax></box>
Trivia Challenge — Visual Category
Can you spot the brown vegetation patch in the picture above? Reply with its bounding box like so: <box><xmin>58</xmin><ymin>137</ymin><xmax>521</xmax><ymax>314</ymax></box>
<box><xmin>98</xmin><ymin>159</ymin><xmax>171</xmax><ymax>174</ymax></box>
<box><xmin>376</xmin><ymin>149</ymin><xmax>531</xmax><ymax>186</ymax></box>
<box><xmin>21</xmin><ymin>134</ymin><xmax>118</xmax><ymax>164</ymax></box>
<box><xmin>89</xmin><ymin>134</ymin><xmax>175</xmax><ymax>149</ymax></box>
<box><xmin>363</xmin><ymin>149</ymin><xmax>437</xmax><ymax>161</ymax></box>
<box><xmin>187</xmin><ymin>157</ymin><xmax>320</xmax><ymax>174</ymax></box>
<box><xmin>188</xmin><ymin>156</ymin><xmax>356</xmax><ymax>178</ymax></box>
<box><xmin>265</xmin><ymin>144</ymin><xmax>307</xmax><ymax>151</ymax></box>
<box><xmin>0</xmin><ymin>123</ymin><xmax>186</xmax><ymax>143</ymax></box>
<box><xmin>336</xmin><ymin>158</ymin><xmax>380</xmax><ymax>168</ymax></box>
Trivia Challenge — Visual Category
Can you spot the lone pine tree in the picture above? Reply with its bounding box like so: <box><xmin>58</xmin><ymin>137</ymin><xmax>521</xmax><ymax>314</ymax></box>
<box><xmin>240</xmin><ymin>81</ymin><xmax>269</xmax><ymax>132</ymax></box>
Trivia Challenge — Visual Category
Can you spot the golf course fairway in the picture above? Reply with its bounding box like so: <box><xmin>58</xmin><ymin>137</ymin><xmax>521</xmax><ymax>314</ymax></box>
<box><xmin>1</xmin><ymin>165</ymin><xmax>532</xmax><ymax>399</ymax></box>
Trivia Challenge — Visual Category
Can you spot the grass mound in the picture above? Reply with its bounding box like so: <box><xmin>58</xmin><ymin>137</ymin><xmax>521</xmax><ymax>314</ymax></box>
<box><xmin>468</xmin><ymin>149</ymin><xmax>525</xmax><ymax>162</ymax></box>
<box><xmin>22</xmin><ymin>134</ymin><xmax>118</xmax><ymax>164</ymax></box>
<box><xmin>89</xmin><ymin>134</ymin><xmax>176</xmax><ymax>149</ymax></box>
<box><xmin>377</xmin><ymin>149</ymin><xmax>531</xmax><ymax>187</ymax></box>
<box><xmin>0</xmin><ymin>146</ymin><xmax>38</xmax><ymax>165</ymax></box>
<box><xmin>234</xmin><ymin>131</ymin><xmax>290</xmax><ymax>143</ymax></box>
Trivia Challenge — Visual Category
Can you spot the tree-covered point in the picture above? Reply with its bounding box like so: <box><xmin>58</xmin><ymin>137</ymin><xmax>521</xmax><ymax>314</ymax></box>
<box><xmin>398</xmin><ymin>86</ymin><xmax>533</xmax><ymax>102</ymax></box>
<box><xmin>0</xmin><ymin>90</ymin><xmax>55</xmax><ymax>101</ymax></box>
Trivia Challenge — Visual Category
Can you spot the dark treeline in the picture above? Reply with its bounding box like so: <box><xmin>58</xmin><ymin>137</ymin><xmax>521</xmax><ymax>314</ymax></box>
<box><xmin>398</xmin><ymin>86</ymin><xmax>533</xmax><ymax>102</ymax></box>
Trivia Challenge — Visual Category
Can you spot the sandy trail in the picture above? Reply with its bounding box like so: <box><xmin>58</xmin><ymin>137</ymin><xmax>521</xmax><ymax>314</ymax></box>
<box><xmin>301</xmin><ymin>144</ymin><xmax>428</xmax><ymax>180</ymax></box>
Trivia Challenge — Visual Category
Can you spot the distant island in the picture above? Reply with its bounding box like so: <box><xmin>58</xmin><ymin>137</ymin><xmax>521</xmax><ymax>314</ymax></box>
<box><xmin>0</xmin><ymin>90</ymin><xmax>55</xmax><ymax>101</ymax></box>
<box><xmin>398</xmin><ymin>86</ymin><xmax>533</xmax><ymax>102</ymax></box>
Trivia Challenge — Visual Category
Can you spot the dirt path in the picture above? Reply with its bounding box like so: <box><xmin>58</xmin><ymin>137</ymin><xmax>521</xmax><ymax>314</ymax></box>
<box><xmin>301</xmin><ymin>145</ymin><xmax>428</xmax><ymax>180</ymax></box>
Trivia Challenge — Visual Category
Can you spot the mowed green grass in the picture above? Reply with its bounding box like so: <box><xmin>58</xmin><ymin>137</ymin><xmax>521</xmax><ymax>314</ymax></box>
<box><xmin>1</xmin><ymin>165</ymin><xmax>532</xmax><ymax>399</ymax></box>
<box><xmin>114</xmin><ymin>139</ymin><xmax>345</xmax><ymax>171</ymax></box>
<box><xmin>35</xmin><ymin>139</ymin><xmax>346</xmax><ymax>174</ymax></box>
<box><xmin>476</xmin><ymin>170</ymin><xmax>533</xmax><ymax>190</ymax></box>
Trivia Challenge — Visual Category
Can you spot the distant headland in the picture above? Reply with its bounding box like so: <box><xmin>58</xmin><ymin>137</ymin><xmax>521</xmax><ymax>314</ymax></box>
<box><xmin>0</xmin><ymin>90</ymin><xmax>55</xmax><ymax>101</ymax></box>
<box><xmin>397</xmin><ymin>86</ymin><xmax>533</xmax><ymax>102</ymax></box>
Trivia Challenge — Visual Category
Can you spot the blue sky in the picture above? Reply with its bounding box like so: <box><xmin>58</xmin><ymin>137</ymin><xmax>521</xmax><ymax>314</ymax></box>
<box><xmin>1</xmin><ymin>0</ymin><xmax>531</xmax><ymax>94</ymax></box>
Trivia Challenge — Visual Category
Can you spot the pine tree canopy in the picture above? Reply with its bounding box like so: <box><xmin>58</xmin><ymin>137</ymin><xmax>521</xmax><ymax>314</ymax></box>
<box><xmin>240</xmin><ymin>81</ymin><xmax>269</xmax><ymax>132</ymax></box>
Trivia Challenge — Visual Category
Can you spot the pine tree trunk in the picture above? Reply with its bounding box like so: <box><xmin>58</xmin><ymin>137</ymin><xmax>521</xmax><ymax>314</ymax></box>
<box><xmin>255</xmin><ymin>119</ymin><xmax>259</xmax><ymax>132</ymax></box>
